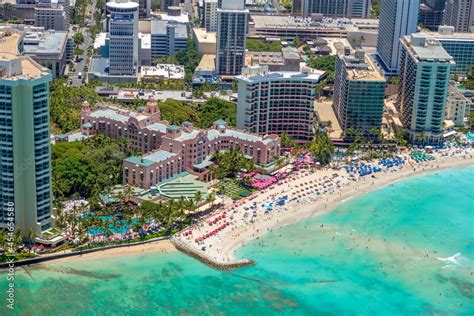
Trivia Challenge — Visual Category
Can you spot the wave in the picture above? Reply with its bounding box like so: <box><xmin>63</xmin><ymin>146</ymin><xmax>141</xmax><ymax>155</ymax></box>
<box><xmin>436</xmin><ymin>252</ymin><xmax>470</xmax><ymax>269</ymax></box>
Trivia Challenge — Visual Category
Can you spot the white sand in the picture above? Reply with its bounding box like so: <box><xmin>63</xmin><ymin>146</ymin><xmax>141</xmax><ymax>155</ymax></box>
<box><xmin>50</xmin><ymin>239</ymin><xmax>177</xmax><ymax>263</ymax></box>
<box><xmin>176</xmin><ymin>153</ymin><xmax>474</xmax><ymax>264</ymax></box>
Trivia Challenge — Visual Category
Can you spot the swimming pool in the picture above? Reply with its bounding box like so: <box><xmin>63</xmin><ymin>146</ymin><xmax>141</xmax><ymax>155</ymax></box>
<box><xmin>86</xmin><ymin>215</ymin><xmax>139</xmax><ymax>235</ymax></box>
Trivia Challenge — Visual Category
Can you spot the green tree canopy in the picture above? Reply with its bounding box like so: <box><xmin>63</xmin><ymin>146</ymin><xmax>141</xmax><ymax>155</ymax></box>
<box><xmin>371</xmin><ymin>0</ymin><xmax>381</xmax><ymax>17</ymax></box>
<box><xmin>246</xmin><ymin>39</ymin><xmax>282</xmax><ymax>52</ymax></box>
<box><xmin>175</xmin><ymin>37</ymin><xmax>202</xmax><ymax>83</ymax></box>
<box><xmin>210</xmin><ymin>148</ymin><xmax>255</xmax><ymax>179</ymax></box>
<box><xmin>280</xmin><ymin>132</ymin><xmax>298</xmax><ymax>148</ymax></box>
<box><xmin>306</xmin><ymin>55</ymin><xmax>337</xmax><ymax>81</ymax></box>
<box><xmin>52</xmin><ymin>135</ymin><xmax>130</xmax><ymax>200</ymax></box>
<box><xmin>50</xmin><ymin>79</ymin><xmax>103</xmax><ymax>133</ymax></box>
<box><xmin>158</xmin><ymin>99</ymin><xmax>200</xmax><ymax>125</ymax></box>
<box><xmin>195</xmin><ymin>97</ymin><xmax>237</xmax><ymax>128</ymax></box>
<box><xmin>73</xmin><ymin>33</ymin><xmax>84</xmax><ymax>45</ymax></box>
<box><xmin>280</xmin><ymin>0</ymin><xmax>292</xmax><ymax>10</ymax></box>
<box><xmin>309</xmin><ymin>130</ymin><xmax>335</xmax><ymax>166</ymax></box>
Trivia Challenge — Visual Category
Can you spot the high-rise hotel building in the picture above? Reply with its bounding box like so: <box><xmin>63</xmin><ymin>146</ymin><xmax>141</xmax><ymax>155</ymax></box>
<box><xmin>236</xmin><ymin>66</ymin><xmax>324</xmax><ymax>143</ymax></box>
<box><xmin>376</xmin><ymin>0</ymin><xmax>420</xmax><ymax>75</ymax></box>
<box><xmin>443</xmin><ymin>0</ymin><xmax>474</xmax><ymax>33</ymax></box>
<box><xmin>0</xmin><ymin>31</ymin><xmax>53</xmax><ymax>235</ymax></box>
<box><xmin>216</xmin><ymin>0</ymin><xmax>248</xmax><ymax>76</ymax></box>
<box><xmin>421</xmin><ymin>26</ymin><xmax>474</xmax><ymax>75</ymax></box>
<box><xmin>333</xmin><ymin>50</ymin><xmax>386</xmax><ymax>138</ymax></box>
<box><xmin>107</xmin><ymin>0</ymin><xmax>139</xmax><ymax>76</ymax></box>
<box><xmin>204</xmin><ymin>0</ymin><xmax>218</xmax><ymax>32</ymax></box>
<box><xmin>396</xmin><ymin>34</ymin><xmax>455</xmax><ymax>144</ymax></box>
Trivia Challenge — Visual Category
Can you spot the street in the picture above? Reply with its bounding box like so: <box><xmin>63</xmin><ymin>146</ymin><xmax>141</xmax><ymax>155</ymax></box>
<box><xmin>71</xmin><ymin>0</ymin><xmax>98</xmax><ymax>87</ymax></box>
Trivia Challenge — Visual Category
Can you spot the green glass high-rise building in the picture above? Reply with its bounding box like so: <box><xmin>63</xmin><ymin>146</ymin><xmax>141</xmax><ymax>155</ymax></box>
<box><xmin>396</xmin><ymin>34</ymin><xmax>455</xmax><ymax>144</ymax></box>
<box><xmin>0</xmin><ymin>31</ymin><xmax>53</xmax><ymax>236</ymax></box>
<box><xmin>333</xmin><ymin>50</ymin><xmax>386</xmax><ymax>139</ymax></box>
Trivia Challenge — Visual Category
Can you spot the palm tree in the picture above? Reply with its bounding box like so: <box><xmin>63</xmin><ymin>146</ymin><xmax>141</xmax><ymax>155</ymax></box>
<box><xmin>275</xmin><ymin>157</ymin><xmax>285</xmax><ymax>171</ymax></box>
<box><xmin>125</xmin><ymin>185</ymin><xmax>134</xmax><ymax>200</ymax></box>
<box><xmin>71</xmin><ymin>205</ymin><xmax>78</xmax><ymax>239</ymax></box>
<box><xmin>0</xmin><ymin>229</ymin><xmax>7</xmax><ymax>250</ymax></box>
<box><xmin>205</xmin><ymin>192</ymin><xmax>216</xmax><ymax>213</ymax></box>
<box><xmin>209</xmin><ymin>192</ymin><xmax>216</xmax><ymax>212</ymax></box>
<box><xmin>13</xmin><ymin>230</ymin><xmax>23</xmax><ymax>252</ymax></box>
<box><xmin>27</xmin><ymin>228</ymin><xmax>35</xmax><ymax>245</ymax></box>
<box><xmin>369</xmin><ymin>126</ymin><xmax>380</xmax><ymax>142</ymax></box>
<box><xmin>77</xmin><ymin>223</ymin><xmax>88</xmax><ymax>244</ymax></box>
<box><xmin>395</xmin><ymin>128</ymin><xmax>408</xmax><ymax>147</ymax></box>
<box><xmin>194</xmin><ymin>190</ymin><xmax>202</xmax><ymax>207</ymax></box>
<box><xmin>184</xmin><ymin>198</ymin><xmax>196</xmax><ymax>215</ymax></box>
<box><xmin>417</xmin><ymin>132</ymin><xmax>427</xmax><ymax>145</ymax></box>
<box><xmin>309</xmin><ymin>130</ymin><xmax>335</xmax><ymax>166</ymax></box>
<box><xmin>292</xmin><ymin>146</ymin><xmax>302</xmax><ymax>158</ymax></box>
<box><xmin>347</xmin><ymin>127</ymin><xmax>356</xmax><ymax>138</ymax></box>
<box><xmin>165</xmin><ymin>201</ymin><xmax>177</xmax><ymax>230</ymax></box>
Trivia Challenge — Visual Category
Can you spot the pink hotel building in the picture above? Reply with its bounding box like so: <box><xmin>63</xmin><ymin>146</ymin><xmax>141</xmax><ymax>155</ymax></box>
<box><xmin>80</xmin><ymin>99</ymin><xmax>280</xmax><ymax>189</ymax></box>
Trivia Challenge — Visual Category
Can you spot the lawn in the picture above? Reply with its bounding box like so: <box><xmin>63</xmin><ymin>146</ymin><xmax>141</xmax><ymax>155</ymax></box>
<box><xmin>218</xmin><ymin>179</ymin><xmax>252</xmax><ymax>200</ymax></box>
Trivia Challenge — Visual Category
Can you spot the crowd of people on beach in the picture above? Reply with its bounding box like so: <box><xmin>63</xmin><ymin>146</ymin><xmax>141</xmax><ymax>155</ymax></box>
<box><xmin>175</xmin><ymin>142</ymin><xmax>473</xmax><ymax>264</ymax></box>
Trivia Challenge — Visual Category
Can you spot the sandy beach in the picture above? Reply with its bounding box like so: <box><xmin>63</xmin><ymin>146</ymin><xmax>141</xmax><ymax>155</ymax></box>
<box><xmin>176</xmin><ymin>153</ymin><xmax>474</xmax><ymax>265</ymax></box>
<box><xmin>49</xmin><ymin>239</ymin><xmax>177</xmax><ymax>264</ymax></box>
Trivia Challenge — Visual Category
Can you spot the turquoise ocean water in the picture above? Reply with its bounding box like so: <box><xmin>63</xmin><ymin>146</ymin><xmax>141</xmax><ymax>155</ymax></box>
<box><xmin>1</xmin><ymin>166</ymin><xmax>473</xmax><ymax>315</ymax></box>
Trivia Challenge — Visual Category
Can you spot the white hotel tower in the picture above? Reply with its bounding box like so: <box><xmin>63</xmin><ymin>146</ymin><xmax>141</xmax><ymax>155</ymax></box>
<box><xmin>106</xmin><ymin>0</ymin><xmax>139</xmax><ymax>76</ymax></box>
<box><xmin>376</xmin><ymin>0</ymin><xmax>420</xmax><ymax>75</ymax></box>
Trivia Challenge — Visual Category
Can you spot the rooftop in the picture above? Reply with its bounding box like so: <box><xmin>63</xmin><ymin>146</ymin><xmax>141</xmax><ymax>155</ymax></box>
<box><xmin>195</xmin><ymin>54</ymin><xmax>216</xmax><ymax>72</ymax></box>
<box><xmin>139</xmin><ymin>32</ymin><xmax>151</xmax><ymax>49</ymax></box>
<box><xmin>403</xmin><ymin>34</ymin><xmax>454</xmax><ymax>62</ymax></box>
<box><xmin>193</xmin><ymin>156</ymin><xmax>214</xmax><ymax>170</ymax></box>
<box><xmin>157</xmin><ymin>173</ymin><xmax>209</xmax><ymax>201</ymax></box>
<box><xmin>0</xmin><ymin>31</ymin><xmax>21</xmax><ymax>56</ymax></box>
<box><xmin>152</xmin><ymin>12</ymin><xmax>189</xmax><ymax>24</ymax></box>
<box><xmin>207</xmin><ymin>127</ymin><xmax>275</xmax><ymax>145</ymax></box>
<box><xmin>89</xmin><ymin>104</ymin><xmax>148</xmax><ymax>123</ymax></box>
<box><xmin>89</xmin><ymin>57</ymin><xmax>109</xmax><ymax>74</ymax></box>
<box><xmin>192</xmin><ymin>28</ymin><xmax>216</xmax><ymax>44</ymax></box>
<box><xmin>314</xmin><ymin>100</ymin><xmax>343</xmax><ymax>140</ymax></box>
<box><xmin>251</xmin><ymin>14</ymin><xmax>378</xmax><ymax>30</ymax></box>
<box><xmin>151</xmin><ymin>20</ymin><xmax>188</xmax><ymax>38</ymax></box>
<box><xmin>140</xmin><ymin>64</ymin><xmax>185</xmax><ymax>80</ymax></box>
<box><xmin>22</xmin><ymin>29</ymin><xmax>68</xmax><ymax>56</ymax></box>
<box><xmin>281</xmin><ymin>47</ymin><xmax>300</xmax><ymax>60</ymax></box>
<box><xmin>125</xmin><ymin>150</ymin><xmax>177</xmax><ymax>167</ymax></box>
<box><xmin>175</xmin><ymin>128</ymin><xmax>200</xmax><ymax>141</ymax></box>
<box><xmin>421</xmin><ymin>26</ymin><xmax>474</xmax><ymax>41</ymax></box>
<box><xmin>35</xmin><ymin>2</ymin><xmax>67</xmax><ymax>11</ymax></box>
<box><xmin>246</xmin><ymin>51</ymin><xmax>284</xmax><ymax>66</ymax></box>
<box><xmin>0</xmin><ymin>30</ymin><xmax>50</xmax><ymax>79</ymax></box>
<box><xmin>93</xmin><ymin>32</ymin><xmax>108</xmax><ymax>49</ymax></box>
<box><xmin>106</xmin><ymin>0</ymin><xmax>139</xmax><ymax>10</ymax></box>
<box><xmin>236</xmin><ymin>66</ymin><xmax>324</xmax><ymax>82</ymax></box>
<box><xmin>341</xmin><ymin>51</ymin><xmax>385</xmax><ymax>81</ymax></box>
<box><xmin>144</xmin><ymin>150</ymin><xmax>176</xmax><ymax>163</ymax></box>
<box><xmin>147</xmin><ymin>122</ymin><xmax>168</xmax><ymax>132</ymax></box>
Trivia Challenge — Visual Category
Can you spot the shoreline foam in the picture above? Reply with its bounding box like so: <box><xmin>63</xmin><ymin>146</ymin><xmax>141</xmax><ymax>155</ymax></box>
<box><xmin>179</xmin><ymin>155</ymin><xmax>474</xmax><ymax>267</ymax></box>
